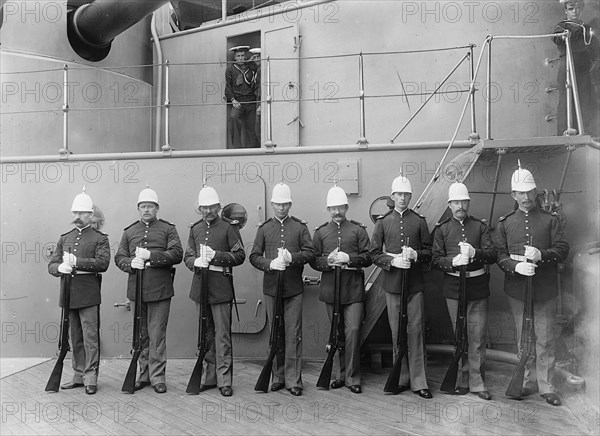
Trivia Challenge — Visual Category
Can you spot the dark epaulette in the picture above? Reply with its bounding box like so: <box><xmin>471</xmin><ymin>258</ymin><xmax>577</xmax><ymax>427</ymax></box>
<box><xmin>376</xmin><ymin>209</ymin><xmax>394</xmax><ymax>220</ymax></box>
<box><xmin>222</xmin><ymin>215</ymin><xmax>240</xmax><ymax>226</ymax></box>
<box><xmin>190</xmin><ymin>219</ymin><xmax>204</xmax><ymax>228</ymax></box>
<box><xmin>498</xmin><ymin>210</ymin><xmax>516</xmax><ymax>222</ymax></box>
<box><xmin>434</xmin><ymin>217</ymin><xmax>450</xmax><ymax>228</ymax></box>
<box><xmin>91</xmin><ymin>227</ymin><xmax>108</xmax><ymax>236</ymax></box>
<box><xmin>291</xmin><ymin>216</ymin><xmax>308</xmax><ymax>225</ymax></box>
<box><xmin>469</xmin><ymin>215</ymin><xmax>489</xmax><ymax>227</ymax></box>
<box><xmin>258</xmin><ymin>218</ymin><xmax>272</xmax><ymax>228</ymax></box>
<box><xmin>413</xmin><ymin>209</ymin><xmax>427</xmax><ymax>220</ymax></box>
<box><xmin>159</xmin><ymin>218</ymin><xmax>175</xmax><ymax>226</ymax></box>
<box><xmin>315</xmin><ymin>221</ymin><xmax>329</xmax><ymax>231</ymax></box>
<box><xmin>61</xmin><ymin>228</ymin><xmax>76</xmax><ymax>237</ymax></box>
<box><xmin>124</xmin><ymin>221</ymin><xmax>138</xmax><ymax>230</ymax></box>
<box><xmin>350</xmin><ymin>219</ymin><xmax>367</xmax><ymax>229</ymax></box>
<box><xmin>540</xmin><ymin>209</ymin><xmax>559</xmax><ymax>218</ymax></box>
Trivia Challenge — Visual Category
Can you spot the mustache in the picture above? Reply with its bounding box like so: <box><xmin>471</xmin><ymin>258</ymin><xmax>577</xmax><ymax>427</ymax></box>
<box><xmin>72</xmin><ymin>219</ymin><xmax>83</xmax><ymax>225</ymax></box>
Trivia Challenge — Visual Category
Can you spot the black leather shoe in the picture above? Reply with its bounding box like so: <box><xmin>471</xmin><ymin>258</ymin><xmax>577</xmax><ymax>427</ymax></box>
<box><xmin>61</xmin><ymin>382</ymin><xmax>84</xmax><ymax>390</ymax></box>
<box><xmin>153</xmin><ymin>383</ymin><xmax>167</xmax><ymax>394</ymax></box>
<box><xmin>199</xmin><ymin>384</ymin><xmax>217</xmax><ymax>392</ymax></box>
<box><xmin>289</xmin><ymin>387</ymin><xmax>302</xmax><ymax>396</ymax></box>
<box><xmin>220</xmin><ymin>386</ymin><xmax>233</xmax><ymax>397</ymax></box>
<box><xmin>349</xmin><ymin>385</ymin><xmax>362</xmax><ymax>394</ymax></box>
<box><xmin>85</xmin><ymin>385</ymin><xmax>97</xmax><ymax>395</ymax></box>
<box><xmin>134</xmin><ymin>381</ymin><xmax>151</xmax><ymax>391</ymax></box>
<box><xmin>384</xmin><ymin>384</ymin><xmax>410</xmax><ymax>395</ymax></box>
<box><xmin>330</xmin><ymin>379</ymin><xmax>345</xmax><ymax>389</ymax></box>
<box><xmin>415</xmin><ymin>389</ymin><xmax>433</xmax><ymax>399</ymax></box>
<box><xmin>453</xmin><ymin>387</ymin><xmax>469</xmax><ymax>396</ymax></box>
<box><xmin>541</xmin><ymin>393</ymin><xmax>561</xmax><ymax>406</ymax></box>
<box><xmin>271</xmin><ymin>382</ymin><xmax>285</xmax><ymax>392</ymax></box>
<box><xmin>475</xmin><ymin>390</ymin><xmax>491</xmax><ymax>400</ymax></box>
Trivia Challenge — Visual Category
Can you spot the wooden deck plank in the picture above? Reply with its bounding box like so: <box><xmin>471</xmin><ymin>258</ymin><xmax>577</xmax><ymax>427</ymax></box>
<box><xmin>1</xmin><ymin>357</ymin><xmax>593</xmax><ymax>436</ymax></box>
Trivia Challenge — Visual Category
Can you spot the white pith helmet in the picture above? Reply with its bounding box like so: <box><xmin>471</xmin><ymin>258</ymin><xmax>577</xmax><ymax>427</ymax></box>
<box><xmin>71</xmin><ymin>187</ymin><xmax>94</xmax><ymax>213</ymax></box>
<box><xmin>448</xmin><ymin>182</ymin><xmax>470</xmax><ymax>202</ymax></box>
<box><xmin>271</xmin><ymin>183</ymin><xmax>292</xmax><ymax>203</ymax></box>
<box><xmin>511</xmin><ymin>160</ymin><xmax>537</xmax><ymax>192</ymax></box>
<box><xmin>138</xmin><ymin>187</ymin><xmax>159</xmax><ymax>206</ymax></box>
<box><xmin>326</xmin><ymin>186</ymin><xmax>348</xmax><ymax>207</ymax></box>
<box><xmin>197</xmin><ymin>186</ymin><xmax>220</xmax><ymax>207</ymax></box>
<box><xmin>391</xmin><ymin>175</ymin><xmax>412</xmax><ymax>195</ymax></box>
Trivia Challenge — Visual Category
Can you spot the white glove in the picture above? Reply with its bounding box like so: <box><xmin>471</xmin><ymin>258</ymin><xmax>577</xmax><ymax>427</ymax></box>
<box><xmin>270</xmin><ymin>258</ymin><xmax>287</xmax><ymax>271</ymax></box>
<box><xmin>136</xmin><ymin>247</ymin><xmax>151</xmax><ymax>260</ymax></box>
<box><xmin>327</xmin><ymin>248</ymin><xmax>339</xmax><ymax>266</ymax></box>
<box><xmin>58</xmin><ymin>262</ymin><xmax>73</xmax><ymax>274</ymax></box>
<box><xmin>524</xmin><ymin>245</ymin><xmax>541</xmax><ymax>263</ymax></box>
<box><xmin>63</xmin><ymin>251</ymin><xmax>77</xmax><ymax>266</ymax></box>
<box><xmin>336</xmin><ymin>251</ymin><xmax>350</xmax><ymax>264</ymax></box>
<box><xmin>391</xmin><ymin>256</ymin><xmax>411</xmax><ymax>269</ymax></box>
<box><xmin>403</xmin><ymin>246</ymin><xmax>418</xmax><ymax>261</ymax></box>
<box><xmin>194</xmin><ymin>257</ymin><xmax>209</xmax><ymax>268</ymax></box>
<box><xmin>452</xmin><ymin>254</ymin><xmax>469</xmax><ymax>267</ymax></box>
<box><xmin>131</xmin><ymin>257</ymin><xmax>146</xmax><ymax>270</ymax></box>
<box><xmin>459</xmin><ymin>242</ymin><xmax>476</xmax><ymax>259</ymax></box>
<box><xmin>515</xmin><ymin>261</ymin><xmax>537</xmax><ymax>276</ymax></box>
<box><xmin>279</xmin><ymin>248</ymin><xmax>292</xmax><ymax>265</ymax></box>
<box><xmin>204</xmin><ymin>246</ymin><xmax>216</xmax><ymax>262</ymax></box>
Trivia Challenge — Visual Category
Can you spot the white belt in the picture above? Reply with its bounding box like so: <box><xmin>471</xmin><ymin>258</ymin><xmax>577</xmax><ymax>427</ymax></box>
<box><xmin>510</xmin><ymin>254</ymin><xmax>527</xmax><ymax>262</ymax></box>
<box><xmin>341</xmin><ymin>266</ymin><xmax>360</xmax><ymax>271</ymax></box>
<box><xmin>447</xmin><ymin>268</ymin><xmax>485</xmax><ymax>278</ymax></box>
<box><xmin>386</xmin><ymin>252</ymin><xmax>403</xmax><ymax>257</ymax></box>
<box><xmin>75</xmin><ymin>271</ymin><xmax>95</xmax><ymax>275</ymax></box>
<box><xmin>208</xmin><ymin>265</ymin><xmax>224</xmax><ymax>272</ymax></box>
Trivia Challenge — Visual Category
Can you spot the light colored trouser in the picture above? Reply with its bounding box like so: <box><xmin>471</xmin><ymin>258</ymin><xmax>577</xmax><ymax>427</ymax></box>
<box><xmin>446</xmin><ymin>297</ymin><xmax>488</xmax><ymax>392</ymax></box>
<box><xmin>136</xmin><ymin>298</ymin><xmax>171</xmax><ymax>385</ymax></box>
<box><xmin>265</xmin><ymin>293</ymin><xmax>303</xmax><ymax>389</ymax></box>
<box><xmin>508</xmin><ymin>296</ymin><xmax>557</xmax><ymax>395</ymax></box>
<box><xmin>326</xmin><ymin>302</ymin><xmax>363</xmax><ymax>386</ymax></box>
<box><xmin>69</xmin><ymin>305</ymin><xmax>99</xmax><ymax>386</ymax></box>
<box><xmin>197</xmin><ymin>301</ymin><xmax>233</xmax><ymax>387</ymax></box>
<box><xmin>386</xmin><ymin>291</ymin><xmax>428</xmax><ymax>391</ymax></box>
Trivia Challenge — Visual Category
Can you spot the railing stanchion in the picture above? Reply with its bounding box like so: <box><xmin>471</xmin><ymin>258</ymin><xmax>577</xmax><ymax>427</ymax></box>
<box><xmin>264</xmin><ymin>57</ymin><xmax>276</xmax><ymax>151</ymax></box>
<box><xmin>485</xmin><ymin>36</ymin><xmax>492</xmax><ymax>140</ymax></box>
<box><xmin>162</xmin><ymin>60</ymin><xmax>172</xmax><ymax>154</ymax></box>
<box><xmin>59</xmin><ymin>65</ymin><xmax>70</xmax><ymax>158</ymax></box>
<box><xmin>357</xmin><ymin>52</ymin><xmax>368</xmax><ymax>148</ymax></box>
<box><xmin>468</xmin><ymin>44</ymin><xmax>479</xmax><ymax>143</ymax></box>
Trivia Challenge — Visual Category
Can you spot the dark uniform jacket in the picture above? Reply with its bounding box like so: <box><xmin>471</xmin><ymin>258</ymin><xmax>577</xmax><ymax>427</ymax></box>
<box><xmin>369</xmin><ymin>208</ymin><xmax>432</xmax><ymax>295</ymax></box>
<box><xmin>311</xmin><ymin>219</ymin><xmax>372</xmax><ymax>305</ymax></box>
<box><xmin>249</xmin><ymin>216</ymin><xmax>315</xmax><ymax>299</ymax></box>
<box><xmin>115</xmin><ymin>218</ymin><xmax>183</xmax><ymax>302</ymax></box>
<box><xmin>225</xmin><ymin>63</ymin><xmax>256</xmax><ymax>103</ymax></box>
<box><xmin>552</xmin><ymin>20</ymin><xmax>600</xmax><ymax>69</ymax></box>
<box><xmin>184</xmin><ymin>215</ymin><xmax>246</xmax><ymax>304</ymax></box>
<box><xmin>432</xmin><ymin>215</ymin><xmax>496</xmax><ymax>301</ymax></box>
<box><xmin>48</xmin><ymin>226</ymin><xmax>110</xmax><ymax>309</ymax></box>
<box><xmin>493</xmin><ymin>208</ymin><xmax>569</xmax><ymax>302</ymax></box>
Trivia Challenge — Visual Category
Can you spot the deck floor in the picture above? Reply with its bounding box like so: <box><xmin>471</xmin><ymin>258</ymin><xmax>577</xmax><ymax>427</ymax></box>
<box><xmin>0</xmin><ymin>356</ymin><xmax>595</xmax><ymax>435</ymax></box>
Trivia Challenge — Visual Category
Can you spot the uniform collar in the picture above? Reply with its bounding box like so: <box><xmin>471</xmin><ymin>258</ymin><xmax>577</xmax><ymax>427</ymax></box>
<box><xmin>275</xmin><ymin>215</ymin><xmax>289</xmax><ymax>224</ymax></box>
<box><xmin>140</xmin><ymin>217</ymin><xmax>158</xmax><ymax>226</ymax></box>
<box><xmin>74</xmin><ymin>224</ymin><xmax>91</xmax><ymax>232</ymax></box>
<box><xmin>330</xmin><ymin>218</ymin><xmax>347</xmax><ymax>226</ymax></box>
<box><xmin>394</xmin><ymin>207</ymin><xmax>409</xmax><ymax>217</ymax></box>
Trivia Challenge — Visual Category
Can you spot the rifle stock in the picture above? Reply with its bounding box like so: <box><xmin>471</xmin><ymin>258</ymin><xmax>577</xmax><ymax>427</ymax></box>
<box><xmin>122</xmin><ymin>268</ymin><xmax>144</xmax><ymax>393</ymax></box>
<box><xmin>186</xmin><ymin>266</ymin><xmax>209</xmax><ymax>394</ymax></box>
<box><xmin>383</xmin><ymin>268</ymin><xmax>408</xmax><ymax>393</ymax></box>
<box><xmin>506</xmin><ymin>269</ymin><xmax>535</xmax><ymax>399</ymax></box>
<box><xmin>45</xmin><ymin>270</ymin><xmax>72</xmax><ymax>392</ymax></box>
<box><xmin>316</xmin><ymin>262</ymin><xmax>342</xmax><ymax>389</ymax></box>
<box><xmin>440</xmin><ymin>264</ymin><xmax>468</xmax><ymax>393</ymax></box>
<box><xmin>255</xmin><ymin>269</ymin><xmax>285</xmax><ymax>392</ymax></box>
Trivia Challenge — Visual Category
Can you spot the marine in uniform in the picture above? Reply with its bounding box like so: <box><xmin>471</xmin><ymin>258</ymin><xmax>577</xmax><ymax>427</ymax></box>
<box><xmin>552</xmin><ymin>0</ymin><xmax>600</xmax><ymax>136</ymax></box>
<box><xmin>48</xmin><ymin>189</ymin><xmax>110</xmax><ymax>395</ymax></box>
<box><xmin>369</xmin><ymin>175</ymin><xmax>433</xmax><ymax>399</ymax></box>
<box><xmin>225</xmin><ymin>45</ymin><xmax>258</xmax><ymax>149</ymax></box>
<box><xmin>115</xmin><ymin>187</ymin><xmax>183</xmax><ymax>394</ymax></box>
<box><xmin>431</xmin><ymin>183</ymin><xmax>496</xmax><ymax>400</ymax></box>
<box><xmin>493</xmin><ymin>164</ymin><xmax>569</xmax><ymax>406</ymax></box>
<box><xmin>249</xmin><ymin>183</ymin><xmax>315</xmax><ymax>396</ymax></box>
<box><xmin>310</xmin><ymin>186</ymin><xmax>371</xmax><ymax>394</ymax></box>
<box><xmin>249</xmin><ymin>47</ymin><xmax>262</xmax><ymax>145</ymax></box>
<box><xmin>183</xmin><ymin>186</ymin><xmax>245</xmax><ymax>397</ymax></box>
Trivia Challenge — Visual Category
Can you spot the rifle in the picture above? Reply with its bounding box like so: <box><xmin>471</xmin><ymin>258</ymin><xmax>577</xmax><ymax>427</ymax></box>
<box><xmin>122</xmin><ymin>267</ymin><xmax>144</xmax><ymax>393</ymax></box>
<box><xmin>440</xmin><ymin>262</ymin><xmax>468</xmax><ymax>393</ymax></box>
<box><xmin>186</xmin><ymin>265</ymin><xmax>210</xmax><ymax>394</ymax></box>
<box><xmin>316</xmin><ymin>238</ymin><xmax>344</xmax><ymax>389</ymax></box>
<box><xmin>383</xmin><ymin>238</ymin><xmax>410</xmax><ymax>393</ymax></box>
<box><xmin>254</xmin><ymin>268</ymin><xmax>285</xmax><ymax>392</ymax></box>
<box><xmin>45</xmin><ymin>250</ymin><xmax>73</xmax><ymax>392</ymax></box>
<box><xmin>506</xmin><ymin>237</ymin><xmax>536</xmax><ymax>399</ymax></box>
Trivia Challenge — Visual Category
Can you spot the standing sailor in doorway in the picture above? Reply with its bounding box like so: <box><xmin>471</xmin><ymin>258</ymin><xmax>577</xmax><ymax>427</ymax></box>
<box><xmin>250</xmin><ymin>47</ymin><xmax>262</xmax><ymax>145</ymax></box>
<box><xmin>225</xmin><ymin>45</ymin><xmax>259</xmax><ymax>148</ymax></box>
